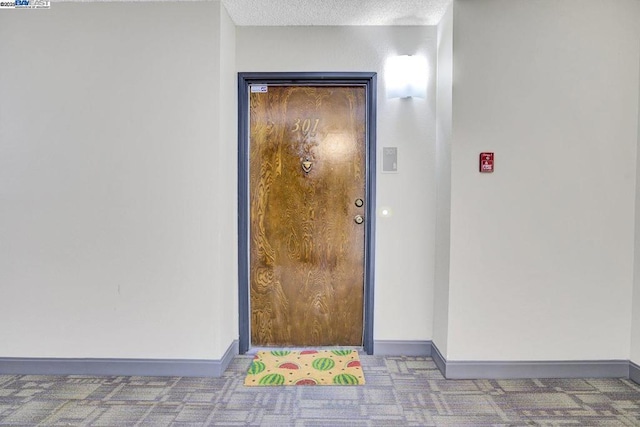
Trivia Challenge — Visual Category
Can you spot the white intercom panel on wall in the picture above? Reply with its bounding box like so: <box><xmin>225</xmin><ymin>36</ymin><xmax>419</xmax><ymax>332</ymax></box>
<box><xmin>382</xmin><ymin>147</ymin><xmax>398</xmax><ymax>173</ymax></box>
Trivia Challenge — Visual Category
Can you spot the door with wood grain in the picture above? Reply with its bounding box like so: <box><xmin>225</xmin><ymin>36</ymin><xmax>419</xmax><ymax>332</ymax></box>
<box><xmin>249</xmin><ymin>85</ymin><xmax>366</xmax><ymax>347</ymax></box>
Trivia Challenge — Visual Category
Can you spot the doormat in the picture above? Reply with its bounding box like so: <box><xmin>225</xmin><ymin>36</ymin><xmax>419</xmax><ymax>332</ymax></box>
<box><xmin>244</xmin><ymin>349</ymin><xmax>365</xmax><ymax>386</ymax></box>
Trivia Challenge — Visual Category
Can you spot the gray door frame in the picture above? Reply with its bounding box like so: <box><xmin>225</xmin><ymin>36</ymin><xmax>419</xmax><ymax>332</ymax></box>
<box><xmin>237</xmin><ymin>72</ymin><xmax>377</xmax><ymax>354</ymax></box>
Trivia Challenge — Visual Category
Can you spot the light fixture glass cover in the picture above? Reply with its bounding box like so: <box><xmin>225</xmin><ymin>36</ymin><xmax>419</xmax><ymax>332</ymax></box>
<box><xmin>386</xmin><ymin>55</ymin><xmax>428</xmax><ymax>98</ymax></box>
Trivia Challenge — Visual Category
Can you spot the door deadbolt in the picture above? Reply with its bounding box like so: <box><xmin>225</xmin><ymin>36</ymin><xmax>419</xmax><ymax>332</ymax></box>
<box><xmin>355</xmin><ymin>198</ymin><xmax>364</xmax><ymax>207</ymax></box>
<box><xmin>354</xmin><ymin>215</ymin><xmax>364</xmax><ymax>224</ymax></box>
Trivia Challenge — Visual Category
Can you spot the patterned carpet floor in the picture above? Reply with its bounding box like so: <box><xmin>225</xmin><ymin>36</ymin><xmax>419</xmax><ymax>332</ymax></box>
<box><xmin>0</xmin><ymin>355</ymin><xmax>639</xmax><ymax>426</ymax></box>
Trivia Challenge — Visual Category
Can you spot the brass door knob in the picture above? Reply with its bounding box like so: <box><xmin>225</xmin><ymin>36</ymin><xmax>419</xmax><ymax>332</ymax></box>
<box><xmin>354</xmin><ymin>215</ymin><xmax>364</xmax><ymax>224</ymax></box>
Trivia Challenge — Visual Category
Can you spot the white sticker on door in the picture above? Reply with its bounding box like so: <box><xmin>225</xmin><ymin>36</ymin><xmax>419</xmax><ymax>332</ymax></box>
<box><xmin>251</xmin><ymin>85</ymin><xmax>268</xmax><ymax>93</ymax></box>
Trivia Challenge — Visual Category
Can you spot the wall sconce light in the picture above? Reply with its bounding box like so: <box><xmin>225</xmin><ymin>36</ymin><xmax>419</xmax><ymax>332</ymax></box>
<box><xmin>385</xmin><ymin>55</ymin><xmax>428</xmax><ymax>99</ymax></box>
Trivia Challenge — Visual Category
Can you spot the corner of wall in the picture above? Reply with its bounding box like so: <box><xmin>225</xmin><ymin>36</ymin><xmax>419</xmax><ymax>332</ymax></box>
<box><xmin>632</xmin><ymin>27</ymin><xmax>640</xmax><ymax>366</ymax></box>
<box><xmin>433</xmin><ymin>1</ymin><xmax>453</xmax><ymax>358</ymax></box>
<box><xmin>215</xmin><ymin>0</ymin><xmax>240</xmax><ymax>358</ymax></box>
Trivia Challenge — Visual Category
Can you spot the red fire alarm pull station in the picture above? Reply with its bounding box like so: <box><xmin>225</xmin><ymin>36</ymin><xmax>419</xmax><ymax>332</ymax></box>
<box><xmin>480</xmin><ymin>152</ymin><xmax>494</xmax><ymax>173</ymax></box>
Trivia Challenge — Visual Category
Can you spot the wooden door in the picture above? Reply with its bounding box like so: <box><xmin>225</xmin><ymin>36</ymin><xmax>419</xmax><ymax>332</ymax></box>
<box><xmin>249</xmin><ymin>85</ymin><xmax>366</xmax><ymax>347</ymax></box>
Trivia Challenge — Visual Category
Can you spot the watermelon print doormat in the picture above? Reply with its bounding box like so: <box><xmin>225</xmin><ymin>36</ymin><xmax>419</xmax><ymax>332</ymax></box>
<box><xmin>244</xmin><ymin>349</ymin><xmax>365</xmax><ymax>386</ymax></box>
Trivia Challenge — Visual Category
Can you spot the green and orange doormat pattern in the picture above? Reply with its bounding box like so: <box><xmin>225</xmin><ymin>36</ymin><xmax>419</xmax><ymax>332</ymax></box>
<box><xmin>244</xmin><ymin>350</ymin><xmax>365</xmax><ymax>386</ymax></box>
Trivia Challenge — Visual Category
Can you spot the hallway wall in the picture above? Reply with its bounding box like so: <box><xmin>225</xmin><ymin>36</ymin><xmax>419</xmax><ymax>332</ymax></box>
<box><xmin>3</xmin><ymin>0</ymin><xmax>640</xmax><ymax>368</ymax></box>
<box><xmin>633</xmin><ymin>45</ymin><xmax>640</xmax><ymax>366</ymax></box>
<box><xmin>434</xmin><ymin>4</ymin><xmax>453</xmax><ymax>356</ymax></box>
<box><xmin>0</xmin><ymin>5</ymin><xmax>438</xmax><ymax>360</ymax></box>
<box><xmin>215</xmin><ymin>0</ymin><xmax>239</xmax><ymax>363</ymax></box>
<box><xmin>447</xmin><ymin>0</ymin><xmax>640</xmax><ymax>361</ymax></box>
<box><xmin>236</xmin><ymin>26</ymin><xmax>438</xmax><ymax>342</ymax></box>
<box><xmin>0</xmin><ymin>2</ymin><xmax>237</xmax><ymax>360</ymax></box>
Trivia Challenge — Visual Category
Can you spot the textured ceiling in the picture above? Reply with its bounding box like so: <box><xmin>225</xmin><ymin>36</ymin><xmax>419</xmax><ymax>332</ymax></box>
<box><xmin>55</xmin><ymin>0</ymin><xmax>452</xmax><ymax>26</ymax></box>
<box><xmin>221</xmin><ymin>0</ymin><xmax>452</xmax><ymax>26</ymax></box>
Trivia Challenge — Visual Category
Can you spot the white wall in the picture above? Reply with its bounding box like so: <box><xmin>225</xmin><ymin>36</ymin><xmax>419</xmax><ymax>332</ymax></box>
<box><xmin>447</xmin><ymin>0</ymin><xmax>640</xmax><ymax>361</ymax></box>
<box><xmin>0</xmin><ymin>2</ymin><xmax>236</xmax><ymax>360</ymax></box>
<box><xmin>236</xmin><ymin>26</ymin><xmax>438</xmax><ymax>342</ymax></box>
<box><xmin>214</xmin><ymin>1</ymin><xmax>239</xmax><ymax>360</ymax></box>
<box><xmin>633</xmin><ymin>46</ymin><xmax>640</xmax><ymax>366</ymax></box>
<box><xmin>7</xmin><ymin>0</ymin><xmax>638</xmax><ymax>366</ymax></box>
<box><xmin>434</xmin><ymin>4</ymin><xmax>453</xmax><ymax>356</ymax></box>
